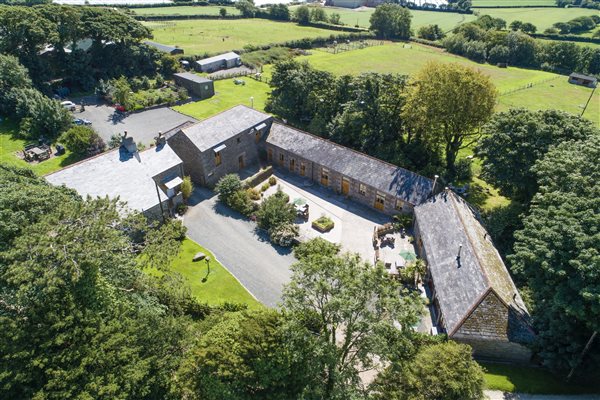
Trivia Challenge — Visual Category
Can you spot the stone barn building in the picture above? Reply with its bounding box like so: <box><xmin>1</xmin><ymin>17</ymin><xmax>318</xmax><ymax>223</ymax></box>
<box><xmin>173</xmin><ymin>72</ymin><xmax>215</xmax><ymax>100</ymax></box>
<box><xmin>414</xmin><ymin>190</ymin><xmax>534</xmax><ymax>362</ymax></box>
<box><xmin>265</xmin><ymin>123</ymin><xmax>433</xmax><ymax>214</ymax></box>
<box><xmin>167</xmin><ymin>105</ymin><xmax>272</xmax><ymax>187</ymax></box>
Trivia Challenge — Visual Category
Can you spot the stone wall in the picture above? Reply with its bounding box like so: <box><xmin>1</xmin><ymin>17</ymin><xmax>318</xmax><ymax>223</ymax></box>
<box><xmin>453</xmin><ymin>336</ymin><xmax>532</xmax><ymax>363</ymax></box>
<box><xmin>265</xmin><ymin>143</ymin><xmax>414</xmax><ymax>215</ymax></box>
<box><xmin>456</xmin><ymin>290</ymin><xmax>510</xmax><ymax>340</ymax></box>
<box><xmin>167</xmin><ymin>132</ymin><xmax>206</xmax><ymax>184</ymax></box>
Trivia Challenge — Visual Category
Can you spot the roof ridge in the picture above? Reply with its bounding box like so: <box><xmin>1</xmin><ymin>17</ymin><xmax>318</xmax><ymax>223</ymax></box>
<box><xmin>271</xmin><ymin>121</ymin><xmax>433</xmax><ymax>184</ymax></box>
<box><xmin>183</xmin><ymin>104</ymin><xmax>265</xmax><ymax>129</ymax></box>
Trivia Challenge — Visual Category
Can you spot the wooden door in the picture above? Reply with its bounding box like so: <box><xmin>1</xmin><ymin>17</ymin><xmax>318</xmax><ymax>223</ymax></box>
<box><xmin>289</xmin><ymin>159</ymin><xmax>295</xmax><ymax>171</ymax></box>
<box><xmin>321</xmin><ymin>169</ymin><xmax>329</xmax><ymax>186</ymax></box>
<box><xmin>374</xmin><ymin>194</ymin><xmax>385</xmax><ymax>211</ymax></box>
<box><xmin>300</xmin><ymin>163</ymin><xmax>306</xmax><ymax>176</ymax></box>
<box><xmin>341</xmin><ymin>178</ymin><xmax>350</xmax><ymax>195</ymax></box>
<box><xmin>238</xmin><ymin>155</ymin><xmax>244</xmax><ymax>169</ymax></box>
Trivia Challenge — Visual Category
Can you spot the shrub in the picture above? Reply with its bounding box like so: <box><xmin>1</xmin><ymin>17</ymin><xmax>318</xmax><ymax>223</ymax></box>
<box><xmin>176</xmin><ymin>203</ymin><xmax>188</xmax><ymax>215</ymax></box>
<box><xmin>229</xmin><ymin>189</ymin><xmax>257</xmax><ymax>217</ymax></box>
<box><xmin>257</xmin><ymin>192</ymin><xmax>296</xmax><ymax>231</ymax></box>
<box><xmin>108</xmin><ymin>133</ymin><xmax>122</xmax><ymax>149</ymax></box>
<box><xmin>260</xmin><ymin>182</ymin><xmax>270</xmax><ymax>192</ymax></box>
<box><xmin>454</xmin><ymin>158</ymin><xmax>473</xmax><ymax>182</ymax></box>
<box><xmin>268</xmin><ymin>223</ymin><xmax>299</xmax><ymax>247</ymax></box>
<box><xmin>311</xmin><ymin>215</ymin><xmax>335</xmax><ymax>232</ymax></box>
<box><xmin>268</xmin><ymin>176</ymin><xmax>277</xmax><ymax>186</ymax></box>
<box><xmin>392</xmin><ymin>213</ymin><xmax>413</xmax><ymax>230</ymax></box>
<box><xmin>247</xmin><ymin>188</ymin><xmax>261</xmax><ymax>201</ymax></box>
<box><xmin>272</xmin><ymin>186</ymin><xmax>289</xmax><ymax>203</ymax></box>
<box><xmin>215</xmin><ymin>173</ymin><xmax>243</xmax><ymax>204</ymax></box>
<box><xmin>59</xmin><ymin>125</ymin><xmax>105</xmax><ymax>155</ymax></box>
<box><xmin>181</xmin><ymin>176</ymin><xmax>193</xmax><ymax>200</ymax></box>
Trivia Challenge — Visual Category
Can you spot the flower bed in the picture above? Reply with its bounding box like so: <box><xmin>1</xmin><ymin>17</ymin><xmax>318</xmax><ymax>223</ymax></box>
<box><xmin>312</xmin><ymin>215</ymin><xmax>335</xmax><ymax>233</ymax></box>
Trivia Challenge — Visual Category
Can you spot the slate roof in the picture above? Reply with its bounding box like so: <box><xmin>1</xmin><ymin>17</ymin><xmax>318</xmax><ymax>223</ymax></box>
<box><xmin>46</xmin><ymin>144</ymin><xmax>182</xmax><ymax>212</ymax></box>
<box><xmin>173</xmin><ymin>72</ymin><xmax>212</xmax><ymax>84</ymax></box>
<box><xmin>414</xmin><ymin>190</ymin><xmax>533</xmax><ymax>340</ymax></box>
<box><xmin>196</xmin><ymin>51</ymin><xmax>240</xmax><ymax>66</ymax></box>
<box><xmin>266</xmin><ymin>123</ymin><xmax>433</xmax><ymax>205</ymax></box>
<box><xmin>569</xmin><ymin>72</ymin><xmax>597</xmax><ymax>82</ymax></box>
<box><xmin>144</xmin><ymin>40</ymin><xmax>183</xmax><ymax>54</ymax></box>
<box><xmin>181</xmin><ymin>105</ymin><xmax>271</xmax><ymax>152</ymax></box>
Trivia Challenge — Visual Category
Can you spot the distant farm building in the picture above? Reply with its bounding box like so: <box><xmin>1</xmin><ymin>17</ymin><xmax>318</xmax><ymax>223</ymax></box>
<box><xmin>568</xmin><ymin>72</ymin><xmax>597</xmax><ymax>88</ymax></box>
<box><xmin>173</xmin><ymin>73</ymin><xmax>215</xmax><ymax>100</ymax></box>
<box><xmin>144</xmin><ymin>40</ymin><xmax>184</xmax><ymax>55</ymax></box>
<box><xmin>195</xmin><ymin>52</ymin><xmax>241</xmax><ymax>73</ymax></box>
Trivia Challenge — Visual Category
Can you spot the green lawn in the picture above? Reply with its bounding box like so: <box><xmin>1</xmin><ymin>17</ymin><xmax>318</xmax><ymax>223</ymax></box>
<box><xmin>144</xmin><ymin>19</ymin><xmax>344</xmax><ymax>55</ymax></box>
<box><xmin>174</xmin><ymin>77</ymin><xmax>270</xmax><ymax>120</ymax></box>
<box><xmin>289</xmin><ymin>5</ymin><xmax>477</xmax><ymax>31</ymax></box>
<box><xmin>481</xmin><ymin>362</ymin><xmax>600</xmax><ymax>394</ymax></box>
<box><xmin>0</xmin><ymin>119</ymin><xmax>82</xmax><ymax>176</ymax></box>
<box><xmin>472</xmin><ymin>0</ymin><xmax>555</xmax><ymax>5</ymax></box>
<box><xmin>148</xmin><ymin>238</ymin><xmax>262</xmax><ymax>309</ymax></box>
<box><xmin>133</xmin><ymin>5</ymin><xmax>241</xmax><ymax>16</ymax></box>
<box><xmin>473</xmin><ymin>7</ymin><xmax>600</xmax><ymax>32</ymax></box>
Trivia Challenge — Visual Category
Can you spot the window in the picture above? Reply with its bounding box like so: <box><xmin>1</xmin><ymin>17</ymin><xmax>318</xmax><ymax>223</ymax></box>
<box><xmin>267</xmin><ymin>148</ymin><xmax>273</xmax><ymax>162</ymax></box>
<box><xmin>236</xmin><ymin>137</ymin><xmax>241</xmax><ymax>144</ymax></box>
<box><xmin>289</xmin><ymin>158</ymin><xmax>295</xmax><ymax>171</ymax></box>
<box><xmin>359</xmin><ymin>184</ymin><xmax>367</xmax><ymax>196</ymax></box>
<box><xmin>279</xmin><ymin>153</ymin><xmax>284</xmax><ymax>166</ymax></box>
<box><xmin>255</xmin><ymin>131</ymin><xmax>261</xmax><ymax>143</ymax></box>
<box><xmin>215</xmin><ymin>151</ymin><xmax>222</xmax><ymax>166</ymax></box>
<box><xmin>395</xmin><ymin>199</ymin><xmax>404</xmax><ymax>211</ymax></box>
<box><xmin>321</xmin><ymin>168</ymin><xmax>329</xmax><ymax>186</ymax></box>
<box><xmin>300</xmin><ymin>162</ymin><xmax>306</xmax><ymax>176</ymax></box>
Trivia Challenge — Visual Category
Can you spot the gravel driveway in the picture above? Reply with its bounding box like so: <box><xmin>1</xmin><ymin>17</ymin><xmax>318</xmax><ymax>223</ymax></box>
<box><xmin>72</xmin><ymin>98</ymin><xmax>196</xmax><ymax>146</ymax></box>
<box><xmin>183</xmin><ymin>188</ymin><xmax>295</xmax><ymax>308</ymax></box>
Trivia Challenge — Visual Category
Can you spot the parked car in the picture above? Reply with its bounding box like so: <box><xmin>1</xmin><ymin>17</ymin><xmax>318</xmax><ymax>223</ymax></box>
<box><xmin>73</xmin><ymin>118</ymin><xmax>92</xmax><ymax>126</ymax></box>
<box><xmin>61</xmin><ymin>101</ymin><xmax>77</xmax><ymax>111</ymax></box>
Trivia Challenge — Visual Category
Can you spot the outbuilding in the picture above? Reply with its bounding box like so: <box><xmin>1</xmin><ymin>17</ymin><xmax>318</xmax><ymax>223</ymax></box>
<box><xmin>173</xmin><ymin>72</ymin><xmax>215</xmax><ymax>100</ymax></box>
<box><xmin>568</xmin><ymin>72</ymin><xmax>597</xmax><ymax>88</ymax></box>
<box><xmin>144</xmin><ymin>40</ymin><xmax>184</xmax><ymax>55</ymax></box>
<box><xmin>194</xmin><ymin>52</ymin><xmax>241</xmax><ymax>73</ymax></box>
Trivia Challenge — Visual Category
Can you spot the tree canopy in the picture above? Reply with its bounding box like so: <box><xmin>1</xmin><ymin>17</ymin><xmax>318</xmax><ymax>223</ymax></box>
<box><xmin>370</xmin><ymin>4</ymin><xmax>412</xmax><ymax>40</ymax></box>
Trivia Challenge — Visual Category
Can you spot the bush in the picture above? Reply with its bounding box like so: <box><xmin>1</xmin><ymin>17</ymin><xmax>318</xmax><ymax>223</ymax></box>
<box><xmin>108</xmin><ymin>133</ymin><xmax>122</xmax><ymax>149</ymax></box>
<box><xmin>392</xmin><ymin>213</ymin><xmax>413</xmax><ymax>230</ymax></box>
<box><xmin>454</xmin><ymin>158</ymin><xmax>473</xmax><ymax>182</ymax></box>
<box><xmin>215</xmin><ymin>173</ymin><xmax>243</xmax><ymax>204</ymax></box>
<box><xmin>260</xmin><ymin>183</ymin><xmax>270</xmax><ymax>192</ymax></box>
<box><xmin>229</xmin><ymin>189</ymin><xmax>257</xmax><ymax>216</ymax></box>
<box><xmin>176</xmin><ymin>203</ymin><xmax>188</xmax><ymax>215</ymax></box>
<box><xmin>311</xmin><ymin>215</ymin><xmax>335</xmax><ymax>232</ymax></box>
<box><xmin>272</xmin><ymin>186</ymin><xmax>289</xmax><ymax>203</ymax></box>
<box><xmin>247</xmin><ymin>188</ymin><xmax>261</xmax><ymax>201</ymax></box>
<box><xmin>256</xmin><ymin>191</ymin><xmax>296</xmax><ymax>231</ymax></box>
<box><xmin>268</xmin><ymin>176</ymin><xmax>277</xmax><ymax>186</ymax></box>
<box><xmin>268</xmin><ymin>223</ymin><xmax>299</xmax><ymax>247</ymax></box>
<box><xmin>59</xmin><ymin>125</ymin><xmax>105</xmax><ymax>155</ymax></box>
<box><xmin>181</xmin><ymin>176</ymin><xmax>193</xmax><ymax>200</ymax></box>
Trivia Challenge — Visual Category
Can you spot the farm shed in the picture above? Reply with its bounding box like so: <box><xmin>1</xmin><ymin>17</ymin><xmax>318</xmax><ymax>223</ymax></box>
<box><xmin>413</xmin><ymin>190</ymin><xmax>535</xmax><ymax>363</ymax></box>
<box><xmin>195</xmin><ymin>52</ymin><xmax>241</xmax><ymax>73</ymax></box>
<box><xmin>568</xmin><ymin>72</ymin><xmax>597</xmax><ymax>88</ymax></box>
<box><xmin>173</xmin><ymin>73</ymin><xmax>215</xmax><ymax>99</ymax></box>
<box><xmin>144</xmin><ymin>40</ymin><xmax>184</xmax><ymax>55</ymax></box>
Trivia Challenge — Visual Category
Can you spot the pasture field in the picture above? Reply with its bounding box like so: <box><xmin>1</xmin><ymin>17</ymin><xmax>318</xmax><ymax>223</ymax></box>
<box><xmin>173</xmin><ymin>78</ymin><xmax>270</xmax><ymax>120</ymax></box>
<box><xmin>472</xmin><ymin>0</ymin><xmax>555</xmax><ymax>6</ymax></box>
<box><xmin>263</xmin><ymin>43</ymin><xmax>599</xmax><ymax>124</ymax></box>
<box><xmin>144</xmin><ymin>19</ymin><xmax>344</xmax><ymax>55</ymax></box>
<box><xmin>290</xmin><ymin>5</ymin><xmax>477</xmax><ymax>31</ymax></box>
<box><xmin>133</xmin><ymin>5</ymin><xmax>241</xmax><ymax>16</ymax></box>
<box><xmin>473</xmin><ymin>7</ymin><xmax>600</xmax><ymax>32</ymax></box>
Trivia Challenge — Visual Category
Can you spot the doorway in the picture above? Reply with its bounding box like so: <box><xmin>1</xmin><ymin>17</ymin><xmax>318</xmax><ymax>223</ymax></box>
<box><xmin>341</xmin><ymin>177</ymin><xmax>350</xmax><ymax>195</ymax></box>
<box><xmin>238</xmin><ymin>154</ymin><xmax>244</xmax><ymax>169</ymax></box>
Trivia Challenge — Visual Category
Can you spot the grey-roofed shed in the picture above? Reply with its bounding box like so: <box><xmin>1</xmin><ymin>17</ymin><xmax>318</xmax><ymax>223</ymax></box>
<box><xmin>195</xmin><ymin>52</ymin><xmax>241</xmax><ymax>73</ymax></box>
<box><xmin>265</xmin><ymin>122</ymin><xmax>433</xmax><ymax>213</ymax></box>
<box><xmin>46</xmin><ymin>144</ymin><xmax>184</xmax><ymax>218</ymax></box>
<box><xmin>173</xmin><ymin>72</ymin><xmax>214</xmax><ymax>99</ymax></box>
<box><xmin>414</xmin><ymin>190</ymin><xmax>534</xmax><ymax>362</ymax></box>
<box><xmin>144</xmin><ymin>40</ymin><xmax>184</xmax><ymax>55</ymax></box>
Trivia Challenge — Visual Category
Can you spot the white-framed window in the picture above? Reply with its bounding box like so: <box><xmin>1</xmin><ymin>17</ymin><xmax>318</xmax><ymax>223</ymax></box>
<box><xmin>359</xmin><ymin>184</ymin><xmax>367</xmax><ymax>196</ymax></box>
<box><xmin>395</xmin><ymin>199</ymin><xmax>404</xmax><ymax>211</ymax></box>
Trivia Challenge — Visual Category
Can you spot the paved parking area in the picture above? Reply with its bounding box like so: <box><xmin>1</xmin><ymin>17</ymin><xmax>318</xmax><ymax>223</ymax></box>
<box><xmin>71</xmin><ymin>97</ymin><xmax>196</xmax><ymax>146</ymax></box>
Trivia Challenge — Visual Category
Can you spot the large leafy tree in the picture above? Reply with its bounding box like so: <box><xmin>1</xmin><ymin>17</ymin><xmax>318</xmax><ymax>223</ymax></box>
<box><xmin>369</xmin><ymin>3</ymin><xmax>412</xmax><ymax>40</ymax></box>
<box><xmin>12</xmin><ymin>87</ymin><xmax>72</xmax><ymax>139</ymax></box>
<box><xmin>370</xmin><ymin>341</ymin><xmax>485</xmax><ymax>400</ymax></box>
<box><xmin>402</xmin><ymin>62</ymin><xmax>497</xmax><ymax>175</ymax></box>
<box><xmin>282</xmin><ymin>238</ymin><xmax>424</xmax><ymax>399</ymax></box>
<box><xmin>476</xmin><ymin>109</ymin><xmax>597</xmax><ymax>202</ymax></box>
<box><xmin>509</xmin><ymin>134</ymin><xmax>600</xmax><ymax>372</ymax></box>
<box><xmin>0</xmin><ymin>53</ymin><xmax>32</xmax><ymax>114</ymax></box>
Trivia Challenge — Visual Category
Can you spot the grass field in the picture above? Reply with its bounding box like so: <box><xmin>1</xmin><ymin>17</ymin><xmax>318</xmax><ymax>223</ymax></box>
<box><xmin>472</xmin><ymin>0</ymin><xmax>555</xmax><ymax>6</ymax></box>
<box><xmin>133</xmin><ymin>5</ymin><xmax>241</xmax><ymax>16</ymax></box>
<box><xmin>144</xmin><ymin>19</ymin><xmax>344</xmax><ymax>55</ymax></box>
<box><xmin>0</xmin><ymin>119</ymin><xmax>82</xmax><ymax>176</ymax></box>
<box><xmin>174</xmin><ymin>78</ymin><xmax>270</xmax><ymax>120</ymax></box>
<box><xmin>481</xmin><ymin>362</ymin><xmax>600</xmax><ymax>394</ymax></box>
<box><xmin>290</xmin><ymin>5</ymin><xmax>477</xmax><ymax>31</ymax></box>
<box><xmin>473</xmin><ymin>7</ymin><xmax>600</xmax><ymax>32</ymax></box>
<box><xmin>148</xmin><ymin>238</ymin><xmax>262</xmax><ymax>309</ymax></box>
<box><xmin>261</xmin><ymin>43</ymin><xmax>599</xmax><ymax>124</ymax></box>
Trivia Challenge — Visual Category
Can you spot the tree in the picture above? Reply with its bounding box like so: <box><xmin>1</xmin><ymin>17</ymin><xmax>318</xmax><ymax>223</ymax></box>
<box><xmin>219</xmin><ymin>7</ymin><xmax>227</xmax><ymax>17</ymax></box>
<box><xmin>370</xmin><ymin>3</ymin><xmax>412</xmax><ymax>40</ymax></box>
<box><xmin>509</xmin><ymin>20</ymin><xmax>523</xmax><ymax>31</ymax></box>
<box><xmin>0</xmin><ymin>53</ymin><xmax>32</xmax><ymax>114</ymax></box>
<box><xmin>417</xmin><ymin>24</ymin><xmax>445</xmax><ymax>41</ymax></box>
<box><xmin>177</xmin><ymin>310</ymin><xmax>314</xmax><ymax>400</ymax></box>
<box><xmin>294</xmin><ymin>5</ymin><xmax>310</xmax><ymax>25</ymax></box>
<box><xmin>235</xmin><ymin>0</ymin><xmax>257</xmax><ymax>17</ymax></box>
<box><xmin>269</xmin><ymin>4</ymin><xmax>290</xmax><ymax>21</ymax></box>
<box><xmin>215</xmin><ymin>173</ymin><xmax>243</xmax><ymax>204</ymax></box>
<box><xmin>181</xmin><ymin>175</ymin><xmax>193</xmax><ymax>200</ymax></box>
<box><xmin>402</xmin><ymin>62</ymin><xmax>497</xmax><ymax>175</ymax></box>
<box><xmin>310</xmin><ymin>6</ymin><xmax>328</xmax><ymax>22</ymax></box>
<box><xmin>520</xmin><ymin>22</ymin><xmax>537</xmax><ymax>33</ymax></box>
<box><xmin>59</xmin><ymin>125</ymin><xmax>105</xmax><ymax>155</ymax></box>
<box><xmin>329</xmin><ymin>12</ymin><xmax>341</xmax><ymax>25</ymax></box>
<box><xmin>509</xmin><ymin>134</ymin><xmax>600</xmax><ymax>372</ymax></box>
<box><xmin>11</xmin><ymin>88</ymin><xmax>72</xmax><ymax>139</ymax></box>
<box><xmin>109</xmin><ymin>76</ymin><xmax>132</xmax><ymax>106</ymax></box>
<box><xmin>476</xmin><ymin>109</ymin><xmax>597</xmax><ymax>202</ymax></box>
<box><xmin>282</xmin><ymin>239</ymin><xmax>424</xmax><ymax>398</ymax></box>
<box><xmin>371</xmin><ymin>341</ymin><xmax>485</xmax><ymax>400</ymax></box>
<box><xmin>256</xmin><ymin>188</ymin><xmax>296</xmax><ymax>231</ymax></box>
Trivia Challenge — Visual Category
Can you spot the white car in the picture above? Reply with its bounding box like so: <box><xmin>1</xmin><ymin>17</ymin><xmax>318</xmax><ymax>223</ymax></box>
<box><xmin>61</xmin><ymin>101</ymin><xmax>77</xmax><ymax>111</ymax></box>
